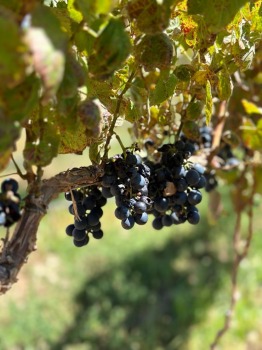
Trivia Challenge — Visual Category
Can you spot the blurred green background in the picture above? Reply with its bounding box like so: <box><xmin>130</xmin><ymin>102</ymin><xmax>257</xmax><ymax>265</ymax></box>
<box><xmin>0</xmin><ymin>126</ymin><xmax>261</xmax><ymax>350</ymax></box>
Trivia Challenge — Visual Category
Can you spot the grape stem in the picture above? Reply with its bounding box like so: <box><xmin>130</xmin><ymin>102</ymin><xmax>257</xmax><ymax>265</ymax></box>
<box><xmin>102</xmin><ymin>69</ymin><xmax>136</xmax><ymax>162</ymax></box>
<box><xmin>113</xmin><ymin>132</ymin><xmax>126</xmax><ymax>156</ymax></box>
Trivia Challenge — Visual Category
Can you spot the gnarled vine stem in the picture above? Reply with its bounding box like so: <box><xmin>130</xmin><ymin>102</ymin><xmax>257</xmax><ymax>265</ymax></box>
<box><xmin>0</xmin><ymin>164</ymin><xmax>103</xmax><ymax>295</ymax></box>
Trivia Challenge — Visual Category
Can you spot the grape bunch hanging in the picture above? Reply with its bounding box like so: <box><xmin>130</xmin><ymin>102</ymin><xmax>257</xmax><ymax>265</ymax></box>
<box><xmin>0</xmin><ymin>178</ymin><xmax>21</xmax><ymax>228</ymax></box>
<box><xmin>65</xmin><ymin>139</ymin><xmax>207</xmax><ymax>248</ymax></box>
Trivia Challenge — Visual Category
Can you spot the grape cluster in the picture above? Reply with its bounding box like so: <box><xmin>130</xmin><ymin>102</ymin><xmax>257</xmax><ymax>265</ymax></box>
<box><xmin>0</xmin><ymin>178</ymin><xmax>21</xmax><ymax>227</ymax></box>
<box><xmin>65</xmin><ymin>187</ymin><xmax>106</xmax><ymax>247</ymax></box>
<box><xmin>147</xmin><ymin>140</ymin><xmax>205</xmax><ymax>228</ymax></box>
<box><xmin>64</xmin><ymin>140</ymin><xmax>206</xmax><ymax>247</ymax></box>
<box><xmin>180</xmin><ymin>126</ymin><xmax>240</xmax><ymax>192</ymax></box>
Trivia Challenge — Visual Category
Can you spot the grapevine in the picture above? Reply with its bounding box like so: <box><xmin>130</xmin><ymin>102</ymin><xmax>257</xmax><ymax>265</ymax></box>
<box><xmin>0</xmin><ymin>0</ymin><xmax>261</xmax><ymax>349</ymax></box>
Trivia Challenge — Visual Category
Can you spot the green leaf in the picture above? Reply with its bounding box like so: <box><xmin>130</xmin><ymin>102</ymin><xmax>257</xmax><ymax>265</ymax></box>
<box><xmin>127</xmin><ymin>0</ymin><xmax>171</xmax><ymax>34</ymax></box>
<box><xmin>217</xmin><ymin>70</ymin><xmax>233</xmax><ymax>101</ymax></box>
<box><xmin>89</xmin><ymin>141</ymin><xmax>102</xmax><ymax>164</ymax></box>
<box><xmin>182</xmin><ymin>121</ymin><xmax>200</xmax><ymax>140</ymax></box>
<box><xmin>23</xmin><ymin>119</ymin><xmax>60</xmax><ymax>167</ymax></box>
<box><xmin>0</xmin><ymin>110</ymin><xmax>21</xmax><ymax>154</ymax></box>
<box><xmin>0</xmin><ymin>7</ymin><xmax>26</xmax><ymax>89</ymax></box>
<box><xmin>187</xmin><ymin>0</ymin><xmax>249</xmax><ymax>32</ymax></box>
<box><xmin>242</xmin><ymin>99</ymin><xmax>262</xmax><ymax>115</ymax></box>
<box><xmin>58</xmin><ymin>119</ymin><xmax>89</xmax><ymax>154</ymax></box>
<box><xmin>23</xmin><ymin>5</ymin><xmax>67</xmax><ymax>104</ymax></box>
<box><xmin>205</xmin><ymin>80</ymin><xmax>213</xmax><ymax>125</ymax></box>
<box><xmin>75</xmin><ymin>0</ymin><xmax>116</xmax><ymax>19</ymax></box>
<box><xmin>88</xmin><ymin>18</ymin><xmax>131</xmax><ymax>80</ymax></box>
<box><xmin>150</xmin><ymin>73</ymin><xmax>178</xmax><ymax>105</ymax></box>
<box><xmin>67</xmin><ymin>0</ymin><xmax>83</xmax><ymax>23</ymax></box>
<box><xmin>2</xmin><ymin>75</ymin><xmax>39</xmax><ymax>122</ymax></box>
<box><xmin>241</xmin><ymin>118</ymin><xmax>262</xmax><ymax>151</ymax></box>
<box><xmin>186</xmin><ymin>100</ymin><xmax>203</xmax><ymax>121</ymax></box>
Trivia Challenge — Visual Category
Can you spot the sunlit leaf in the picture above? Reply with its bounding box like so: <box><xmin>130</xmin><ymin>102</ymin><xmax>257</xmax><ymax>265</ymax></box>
<box><xmin>217</xmin><ymin>70</ymin><xmax>233</xmax><ymax>101</ymax></box>
<box><xmin>241</xmin><ymin>117</ymin><xmax>262</xmax><ymax>151</ymax></box>
<box><xmin>205</xmin><ymin>80</ymin><xmax>213</xmax><ymax>125</ymax></box>
<box><xmin>242</xmin><ymin>99</ymin><xmax>262</xmax><ymax>115</ymax></box>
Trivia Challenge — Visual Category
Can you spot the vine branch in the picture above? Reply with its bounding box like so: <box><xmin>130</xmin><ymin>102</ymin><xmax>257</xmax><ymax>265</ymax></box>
<box><xmin>210</xmin><ymin>170</ymin><xmax>256</xmax><ymax>349</ymax></box>
<box><xmin>0</xmin><ymin>164</ymin><xmax>103</xmax><ymax>295</ymax></box>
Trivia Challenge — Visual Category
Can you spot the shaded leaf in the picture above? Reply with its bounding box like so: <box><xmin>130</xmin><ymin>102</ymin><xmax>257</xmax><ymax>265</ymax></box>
<box><xmin>127</xmin><ymin>0</ymin><xmax>171</xmax><ymax>34</ymax></box>
<box><xmin>23</xmin><ymin>120</ymin><xmax>60</xmax><ymax>167</ymax></box>
<box><xmin>182</xmin><ymin>121</ymin><xmax>200</xmax><ymax>140</ymax></box>
<box><xmin>0</xmin><ymin>7</ymin><xmax>26</xmax><ymax>88</ymax></box>
<box><xmin>254</xmin><ymin>165</ymin><xmax>262</xmax><ymax>195</ymax></box>
<box><xmin>186</xmin><ymin>100</ymin><xmax>203</xmax><ymax>121</ymax></box>
<box><xmin>88</xmin><ymin>18</ymin><xmax>131</xmax><ymax>80</ymax></box>
<box><xmin>58</xmin><ymin>119</ymin><xmax>89</xmax><ymax>154</ymax></box>
<box><xmin>187</xmin><ymin>0</ymin><xmax>249</xmax><ymax>32</ymax></box>
<box><xmin>150</xmin><ymin>73</ymin><xmax>178</xmax><ymax>105</ymax></box>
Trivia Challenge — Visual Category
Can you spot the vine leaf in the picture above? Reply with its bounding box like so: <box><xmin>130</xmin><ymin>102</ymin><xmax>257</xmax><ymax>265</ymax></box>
<box><xmin>0</xmin><ymin>7</ymin><xmax>26</xmax><ymax>89</ymax></box>
<box><xmin>217</xmin><ymin>69</ymin><xmax>233</xmax><ymax>101</ymax></box>
<box><xmin>205</xmin><ymin>79</ymin><xmax>213</xmax><ymax>125</ymax></box>
<box><xmin>23</xmin><ymin>5</ymin><xmax>67</xmax><ymax>105</ymax></box>
<box><xmin>254</xmin><ymin>165</ymin><xmax>262</xmax><ymax>195</ymax></box>
<box><xmin>23</xmin><ymin>119</ymin><xmax>60</xmax><ymax>168</ymax></box>
<box><xmin>150</xmin><ymin>72</ymin><xmax>178</xmax><ymax>105</ymax></box>
<box><xmin>241</xmin><ymin>118</ymin><xmax>262</xmax><ymax>151</ymax></box>
<box><xmin>242</xmin><ymin>99</ymin><xmax>262</xmax><ymax>115</ymax></box>
<box><xmin>187</xmin><ymin>0</ymin><xmax>249</xmax><ymax>32</ymax></box>
<box><xmin>88</xmin><ymin>18</ymin><xmax>131</xmax><ymax>80</ymax></box>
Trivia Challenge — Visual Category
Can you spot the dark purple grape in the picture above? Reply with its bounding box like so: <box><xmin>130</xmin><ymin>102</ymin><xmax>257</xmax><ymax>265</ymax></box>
<box><xmin>175</xmin><ymin>178</ymin><xmax>188</xmax><ymax>192</ymax></box>
<box><xmin>72</xmin><ymin>228</ymin><xmax>87</xmax><ymax>241</ymax></box>
<box><xmin>152</xmin><ymin>217</ymin><xmax>163</xmax><ymax>230</ymax></box>
<box><xmin>173</xmin><ymin>191</ymin><xmax>187</xmax><ymax>205</ymax></box>
<box><xmin>83</xmin><ymin>196</ymin><xmax>96</xmax><ymax>210</ymax></box>
<box><xmin>96</xmin><ymin>196</ymin><xmax>107</xmax><ymax>207</ymax></box>
<box><xmin>154</xmin><ymin>197</ymin><xmax>169</xmax><ymax>212</ymax></box>
<box><xmin>195</xmin><ymin>175</ymin><xmax>206</xmax><ymax>189</ymax></box>
<box><xmin>74</xmin><ymin>217</ymin><xmax>88</xmax><ymax>230</ymax></box>
<box><xmin>121</xmin><ymin>216</ymin><xmax>135</xmax><ymax>229</ymax></box>
<box><xmin>133</xmin><ymin>201</ymin><xmax>147</xmax><ymax>214</ymax></box>
<box><xmin>65</xmin><ymin>224</ymin><xmax>75</xmax><ymax>236</ymax></box>
<box><xmin>161</xmin><ymin>214</ymin><xmax>173</xmax><ymax>227</ymax></box>
<box><xmin>187</xmin><ymin>211</ymin><xmax>200</xmax><ymax>225</ymax></box>
<box><xmin>92</xmin><ymin>229</ymin><xmax>104</xmax><ymax>239</ymax></box>
<box><xmin>73</xmin><ymin>236</ymin><xmax>89</xmax><ymax>247</ymax></box>
<box><xmin>134</xmin><ymin>212</ymin><xmax>148</xmax><ymax>225</ymax></box>
<box><xmin>192</xmin><ymin>163</ymin><xmax>205</xmax><ymax>175</ymax></box>
<box><xmin>187</xmin><ymin>190</ymin><xmax>202</xmax><ymax>205</ymax></box>
<box><xmin>115</xmin><ymin>206</ymin><xmax>130</xmax><ymax>220</ymax></box>
<box><xmin>91</xmin><ymin>206</ymin><xmax>103</xmax><ymax>218</ymax></box>
<box><xmin>1</xmin><ymin>178</ymin><xmax>19</xmax><ymax>193</ymax></box>
<box><xmin>185</xmin><ymin>169</ymin><xmax>200</xmax><ymax>186</ymax></box>
<box><xmin>87</xmin><ymin>212</ymin><xmax>100</xmax><ymax>226</ymax></box>
<box><xmin>101</xmin><ymin>186</ymin><xmax>114</xmax><ymax>198</ymax></box>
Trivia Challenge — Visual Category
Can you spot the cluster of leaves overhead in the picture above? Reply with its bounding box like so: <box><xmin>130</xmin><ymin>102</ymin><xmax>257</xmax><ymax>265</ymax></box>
<box><xmin>0</xmin><ymin>0</ymin><xmax>261</xmax><ymax>185</ymax></box>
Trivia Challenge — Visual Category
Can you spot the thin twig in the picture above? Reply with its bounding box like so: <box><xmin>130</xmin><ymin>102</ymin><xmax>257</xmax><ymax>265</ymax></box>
<box><xmin>102</xmin><ymin>69</ymin><xmax>136</xmax><ymax>162</ymax></box>
<box><xmin>210</xmin><ymin>171</ymin><xmax>256</xmax><ymax>349</ymax></box>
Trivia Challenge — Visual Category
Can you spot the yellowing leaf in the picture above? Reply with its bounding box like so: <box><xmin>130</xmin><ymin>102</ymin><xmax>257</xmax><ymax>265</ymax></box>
<box><xmin>242</xmin><ymin>99</ymin><xmax>262</xmax><ymax>115</ymax></box>
<box><xmin>205</xmin><ymin>80</ymin><xmax>213</xmax><ymax>125</ymax></box>
<box><xmin>217</xmin><ymin>70</ymin><xmax>233</xmax><ymax>101</ymax></box>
